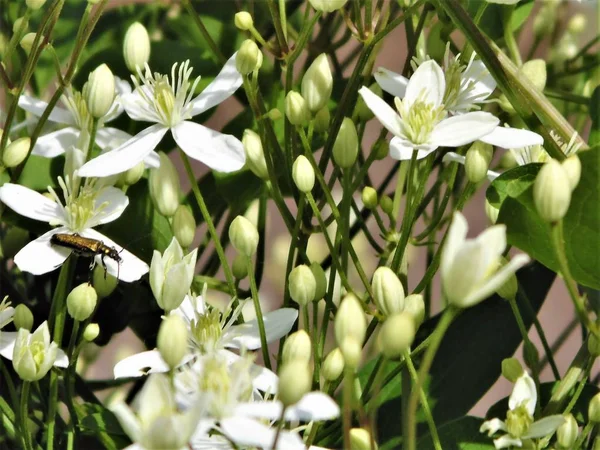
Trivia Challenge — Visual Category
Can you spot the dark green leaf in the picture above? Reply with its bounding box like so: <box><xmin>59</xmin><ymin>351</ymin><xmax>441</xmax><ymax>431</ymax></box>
<box><xmin>417</xmin><ymin>416</ymin><xmax>495</xmax><ymax>450</ymax></box>
<box><xmin>77</xmin><ymin>403</ymin><xmax>130</xmax><ymax>449</ymax></box>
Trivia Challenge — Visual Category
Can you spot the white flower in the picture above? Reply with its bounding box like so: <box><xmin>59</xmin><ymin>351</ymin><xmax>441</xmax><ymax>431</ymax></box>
<box><xmin>114</xmin><ymin>294</ymin><xmax>298</xmax><ymax>379</ymax></box>
<box><xmin>0</xmin><ymin>178</ymin><xmax>149</xmax><ymax>282</ymax></box>
<box><xmin>78</xmin><ymin>54</ymin><xmax>245</xmax><ymax>178</ymax></box>
<box><xmin>441</xmin><ymin>212</ymin><xmax>530</xmax><ymax>308</ymax></box>
<box><xmin>0</xmin><ymin>297</ymin><xmax>15</xmax><ymax>329</ymax></box>
<box><xmin>359</xmin><ymin>60</ymin><xmax>500</xmax><ymax>161</ymax></box>
<box><xmin>480</xmin><ymin>372</ymin><xmax>565</xmax><ymax>449</ymax></box>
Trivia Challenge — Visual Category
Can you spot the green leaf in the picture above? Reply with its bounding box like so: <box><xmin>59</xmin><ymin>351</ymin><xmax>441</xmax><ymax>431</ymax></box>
<box><xmin>77</xmin><ymin>403</ymin><xmax>130</xmax><ymax>449</ymax></box>
<box><xmin>16</xmin><ymin>155</ymin><xmax>62</xmax><ymax>190</ymax></box>
<box><xmin>417</xmin><ymin>416</ymin><xmax>495</xmax><ymax>450</ymax></box>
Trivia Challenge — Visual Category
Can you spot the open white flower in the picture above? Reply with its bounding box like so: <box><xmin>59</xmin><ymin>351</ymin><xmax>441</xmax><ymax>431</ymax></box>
<box><xmin>441</xmin><ymin>212</ymin><xmax>530</xmax><ymax>308</ymax></box>
<box><xmin>0</xmin><ymin>178</ymin><xmax>148</xmax><ymax>281</ymax></box>
<box><xmin>480</xmin><ymin>372</ymin><xmax>565</xmax><ymax>449</ymax></box>
<box><xmin>78</xmin><ymin>54</ymin><xmax>245</xmax><ymax>178</ymax></box>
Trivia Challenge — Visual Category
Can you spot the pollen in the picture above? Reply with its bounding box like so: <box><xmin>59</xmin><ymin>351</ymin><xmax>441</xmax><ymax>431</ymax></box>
<box><xmin>395</xmin><ymin>95</ymin><xmax>446</xmax><ymax>145</ymax></box>
<box><xmin>62</xmin><ymin>88</ymin><xmax>93</xmax><ymax>132</ymax></box>
<box><xmin>190</xmin><ymin>309</ymin><xmax>223</xmax><ymax>354</ymax></box>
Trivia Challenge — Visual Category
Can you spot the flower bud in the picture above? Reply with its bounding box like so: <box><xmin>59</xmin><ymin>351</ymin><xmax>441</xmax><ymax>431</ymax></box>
<box><xmin>119</xmin><ymin>161</ymin><xmax>145</xmax><ymax>186</ymax></box>
<box><xmin>495</xmin><ymin>257</ymin><xmax>519</xmax><ymax>301</ymax></box>
<box><xmin>523</xmin><ymin>341</ymin><xmax>539</xmax><ymax>372</ymax></box>
<box><xmin>590</xmin><ymin>393</ymin><xmax>600</xmax><ymax>422</ymax></box>
<box><xmin>278</xmin><ymin>360</ymin><xmax>311</xmax><ymax>406</ymax></box>
<box><xmin>229</xmin><ymin>215</ymin><xmax>259</xmax><ymax>257</ymax></box>
<box><xmin>310</xmin><ymin>262</ymin><xmax>327</xmax><ymax>301</ymax></box>
<box><xmin>20</xmin><ymin>33</ymin><xmax>36</xmax><ymax>53</ymax></box>
<box><xmin>83</xmin><ymin>323</ymin><xmax>100</xmax><ymax>342</ymax></box>
<box><xmin>501</xmin><ymin>357</ymin><xmax>524</xmax><ymax>383</ymax></box>
<box><xmin>13</xmin><ymin>17</ymin><xmax>28</xmax><ymax>34</ymax></box>
<box><xmin>372</xmin><ymin>267</ymin><xmax>405</xmax><ymax>317</ymax></box>
<box><xmin>149</xmin><ymin>152</ymin><xmax>181</xmax><ymax>217</ymax></box>
<box><xmin>83</xmin><ymin>64</ymin><xmax>116</xmax><ymax>119</ymax></box>
<box><xmin>13</xmin><ymin>321</ymin><xmax>61</xmax><ymax>381</ymax></box>
<box><xmin>92</xmin><ymin>264</ymin><xmax>118</xmax><ymax>299</ymax></box>
<box><xmin>232</xmin><ymin>253</ymin><xmax>249</xmax><ymax>279</ymax></box>
<box><xmin>333</xmin><ymin>118</ymin><xmax>358</xmax><ymax>169</ymax></box>
<box><xmin>403</xmin><ymin>294</ymin><xmax>425</xmax><ymax>329</ymax></box>
<box><xmin>556</xmin><ymin>413</ymin><xmax>578</xmax><ymax>449</ymax></box>
<box><xmin>485</xmin><ymin>198</ymin><xmax>499</xmax><ymax>225</ymax></box>
<box><xmin>357</xmin><ymin>83</ymin><xmax>382</xmax><ymax>121</ymax></box>
<box><xmin>292</xmin><ymin>155</ymin><xmax>315</xmax><ymax>193</ymax></box>
<box><xmin>309</xmin><ymin>0</ymin><xmax>348</xmax><ymax>12</ymax></box>
<box><xmin>340</xmin><ymin>337</ymin><xmax>362</xmax><ymax>369</ymax></box>
<box><xmin>521</xmin><ymin>59</ymin><xmax>547</xmax><ymax>92</ymax></box>
<box><xmin>561</xmin><ymin>155</ymin><xmax>581</xmax><ymax>191</ymax></box>
<box><xmin>313</xmin><ymin>107</ymin><xmax>330</xmax><ymax>133</ymax></box>
<box><xmin>378</xmin><ymin>312</ymin><xmax>415</xmax><ymax>359</ymax></box>
<box><xmin>157</xmin><ymin>315</ymin><xmax>189</xmax><ymax>370</ymax></box>
<box><xmin>266</xmin><ymin>108</ymin><xmax>282</xmax><ymax>121</ymax></box>
<box><xmin>362</xmin><ymin>187</ymin><xmax>378</xmax><ymax>210</ymax></box>
<box><xmin>236</xmin><ymin>40</ymin><xmax>262</xmax><ymax>75</ymax></box>
<box><xmin>302</xmin><ymin>54</ymin><xmax>333</xmax><ymax>113</ymax></box>
<box><xmin>242</xmin><ymin>129</ymin><xmax>269</xmax><ymax>180</ymax></box>
<box><xmin>335</xmin><ymin>294</ymin><xmax>366</xmax><ymax>348</ymax></box>
<box><xmin>26</xmin><ymin>0</ymin><xmax>47</xmax><ymax>10</ymax></box>
<box><xmin>567</xmin><ymin>14</ymin><xmax>586</xmax><ymax>35</ymax></box>
<box><xmin>282</xmin><ymin>330</ymin><xmax>312</xmax><ymax>364</ymax></box>
<box><xmin>465</xmin><ymin>142</ymin><xmax>493</xmax><ymax>183</ymax></box>
<box><xmin>350</xmin><ymin>428</ymin><xmax>377</xmax><ymax>450</ymax></box>
<box><xmin>172</xmin><ymin>205</ymin><xmax>196</xmax><ymax>248</ymax></box>
<box><xmin>289</xmin><ymin>264</ymin><xmax>317</xmax><ymax>306</ymax></box>
<box><xmin>533</xmin><ymin>159</ymin><xmax>572</xmax><ymax>223</ymax></box>
<box><xmin>499</xmin><ymin>150</ymin><xmax>517</xmax><ymax>169</ymax></box>
<box><xmin>322</xmin><ymin>347</ymin><xmax>344</xmax><ymax>381</ymax></box>
<box><xmin>285</xmin><ymin>91</ymin><xmax>310</xmax><ymax>126</ymax></box>
<box><xmin>373</xmin><ymin>140</ymin><xmax>389</xmax><ymax>160</ymax></box>
<box><xmin>67</xmin><ymin>283</ymin><xmax>98</xmax><ymax>321</ymax></box>
<box><xmin>3</xmin><ymin>137</ymin><xmax>30</xmax><ymax>168</ymax></box>
<box><xmin>588</xmin><ymin>334</ymin><xmax>600</xmax><ymax>358</ymax></box>
<box><xmin>123</xmin><ymin>22</ymin><xmax>150</xmax><ymax>72</ymax></box>
<box><xmin>13</xmin><ymin>304</ymin><xmax>33</xmax><ymax>331</ymax></box>
<box><xmin>234</xmin><ymin>12</ymin><xmax>253</xmax><ymax>31</ymax></box>
<box><xmin>379</xmin><ymin>195</ymin><xmax>393</xmax><ymax>216</ymax></box>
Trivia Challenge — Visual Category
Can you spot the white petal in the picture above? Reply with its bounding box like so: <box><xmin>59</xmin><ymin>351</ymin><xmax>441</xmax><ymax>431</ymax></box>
<box><xmin>389</xmin><ymin>136</ymin><xmax>435</xmax><ymax>160</ymax></box>
<box><xmin>122</xmin><ymin>90</ymin><xmax>160</xmax><ymax>123</ymax></box>
<box><xmin>18</xmin><ymin>95</ymin><xmax>75</xmax><ymax>125</ymax></box>
<box><xmin>475</xmin><ymin>225</ymin><xmax>507</xmax><ymax>268</ymax></box>
<box><xmin>54</xmin><ymin>348</ymin><xmax>69</xmax><ymax>368</ymax></box>
<box><xmin>374</xmin><ymin>67</ymin><xmax>408</xmax><ymax>98</ymax></box>
<box><xmin>480</xmin><ymin>418</ymin><xmax>507</xmax><ymax>436</ymax></box>
<box><xmin>430</xmin><ymin>112</ymin><xmax>499</xmax><ymax>148</ymax></box>
<box><xmin>479</xmin><ymin>127</ymin><xmax>543</xmax><ymax>149</ymax></box>
<box><xmin>87</xmin><ymin>187</ymin><xmax>129</xmax><ymax>227</ymax></box>
<box><xmin>358</xmin><ymin>86</ymin><xmax>402</xmax><ymax>137</ymax></box>
<box><xmin>33</xmin><ymin>128</ymin><xmax>79</xmax><ymax>158</ymax></box>
<box><xmin>81</xmin><ymin>229</ymin><xmax>149</xmax><ymax>282</ymax></box>
<box><xmin>405</xmin><ymin>60</ymin><xmax>445</xmax><ymax>107</ymax></box>
<box><xmin>493</xmin><ymin>435</ymin><xmax>522</xmax><ymax>449</ymax></box>
<box><xmin>220</xmin><ymin>417</ymin><xmax>304</xmax><ymax>450</ymax></box>
<box><xmin>286</xmin><ymin>392</ymin><xmax>340</xmax><ymax>421</ymax></box>
<box><xmin>234</xmin><ymin>401</ymin><xmax>283</xmax><ymax>421</ymax></box>
<box><xmin>113</xmin><ymin>350</ymin><xmax>169</xmax><ymax>378</ymax></box>
<box><xmin>144</xmin><ymin>151</ymin><xmax>161</xmax><ymax>168</ymax></box>
<box><xmin>0</xmin><ymin>331</ymin><xmax>18</xmax><ymax>360</ymax></box>
<box><xmin>111</xmin><ymin>402</ymin><xmax>142</xmax><ymax>442</ymax></box>
<box><xmin>227</xmin><ymin>308</ymin><xmax>298</xmax><ymax>350</ymax></box>
<box><xmin>173</xmin><ymin>121</ymin><xmax>245</xmax><ymax>173</ymax></box>
<box><xmin>95</xmin><ymin>127</ymin><xmax>133</xmax><ymax>151</ymax></box>
<box><xmin>523</xmin><ymin>415</ymin><xmax>565</xmax><ymax>438</ymax></box>
<box><xmin>190</xmin><ymin>53</ymin><xmax>243</xmax><ymax>116</ymax></box>
<box><xmin>172</xmin><ymin>295</ymin><xmax>198</xmax><ymax>325</ymax></box>
<box><xmin>462</xmin><ymin>60</ymin><xmax>496</xmax><ymax>100</ymax></box>
<box><xmin>252</xmin><ymin>363</ymin><xmax>279</xmax><ymax>393</ymax></box>
<box><xmin>14</xmin><ymin>228</ymin><xmax>71</xmax><ymax>275</ymax></box>
<box><xmin>509</xmin><ymin>372</ymin><xmax>537</xmax><ymax>415</ymax></box>
<box><xmin>78</xmin><ymin>124</ymin><xmax>168</xmax><ymax>177</ymax></box>
<box><xmin>0</xmin><ymin>183</ymin><xmax>64</xmax><ymax>223</ymax></box>
<box><xmin>440</xmin><ymin>212</ymin><xmax>468</xmax><ymax>276</ymax></box>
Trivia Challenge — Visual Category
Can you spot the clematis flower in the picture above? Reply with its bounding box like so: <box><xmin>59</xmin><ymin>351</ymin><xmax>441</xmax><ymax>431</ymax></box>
<box><xmin>78</xmin><ymin>53</ymin><xmax>245</xmax><ymax>178</ymax></box>
<box><xmin>0</xmin><ymin>177</ymin><xmax>148</xmax><ymax>281</ymax></box>
<box><xmin>0</xmin><ymin>296</ymin><xmax>15</xmax><ymax>330</ymax></box>
<box><xmin>441</xmin><ymin>212</ymin><xmax>530</xmax><ymax>308</ymax></box>
<box><xmin>480</xmin><ymin>371</ymin><xmax>565</xmax><ymax>449</ymax></box>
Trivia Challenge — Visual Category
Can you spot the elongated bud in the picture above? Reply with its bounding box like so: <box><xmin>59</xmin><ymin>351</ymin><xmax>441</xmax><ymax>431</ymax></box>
<box><xmin>465</xmin><ymin>142</ymin><xmax>493</xmax><ymax>183</ymax></box>
<box><xmin>309</xmin><ymin>0</ymin><xmax>348</xmax><ymax>12</ymax></box>
<box><xmin>501</xmin><ymin>357</ymin><xmax>524</xmax><ymax>382</ymax></box>
<box><xmin>292</xmin><ymin>155</ymin><xmax>315</xmax><ymax>193</ymax></box>
<box><xmin>157</xmin><ymin>315</ymin><xmax>188</xmax><ymax>370</ymax></box>
<box><xmin>590</xmin><ymin>393</ymin><xmax>600</xmax><ymax>422</ymax></box>
<box><xmin>361</xmin><ymin>187</ymin><xmax>378</xmax><ymax>209</ymax></box>
<box><xmin>561</xmin><ymin>155</ymin><xmax>581</xmax><ymax>191</ymax></box>
<box><xmin>350</xmin><ymin>428</ymin><xmax>377</xmax><ymax>450</ymax></box>
<box><xmin>521</xmin><ymin>59</ymin><xmax>547</xmax><ymax>92</ymax></box>
<box><xmin>378</xmin><ymin>312</ymin><xmax>415</xmax><ymax>359</ymax></box>
<box><xmin>335</xmin><ymin>294</ymin><xmax>366</xmax><ymax>348</ymax></box>
<box><xmin>495</xmin><ymin>257</ymin><xmax>519</xmax><ymax>301</ymax></box>
<box><xmin>323</xmin><ymin>348</ymin><xmax>344</xmax><ymax>381</ymax></box>
<box><xmin>119</xmin><ymin>161</ymin><xmax>145</xmax><ymax>186</ymax></box>
<box><xmin>229</xmin><ymin>216</ymin><xmax>259</xmax><ymax>257</ymax></box>
<box><xmin>534</xmin><ymin>5</ymin><xmax>556</xmax><ymax>38</ymax></box>
<box><xmin>302</xmin><ymin>54</ymin><xmax>333</xmax><ymax>113</ymax></box>
<box><xmin>340</xmin><ymin>337</ymin><xmax>362</xmax><ymax>369</ymax></box>
<box><xmin>356</xmin><ymin>83</ymin><xmax>382</xmax><ymax>121</ymax></box>
<box><xmin>92</xmin><ymin>265</ymin><xmax>118</xmax><ymax>299</ymax></box>
<box><xmin>236</xmin><ymin>40</ymin><xmax>262</xmax><ymax>75</ymax></box>
<box><xmin>403</xmin><ymin>294</ymin><xmax>425</xmax><ymax>329</ymax></box>
<box><xmin>533</xmin><ymin>159</ymin><xmax>571</xmax><ymax>223</ymax></box>
<box><xmin>278</xmin><ymin>361</ymin><xmax>311</xmax><ymax>406</ymax></box>
<box><xmin>123</xmin><ymin>22</ymin><xmax>150</xmax><ymax>72</ymax></box>
<box><xmin>242</xmin><ymin>129</ymin><xmax>269</xmax><ymax>180</ymax></box>
<box><xmin>313</xmin><ymin>107</ymin><xmax>330</xmax><ymax>133</ymax></box>
<box><xmin>84</xmin><ymin>64</ymin><xmax>116</xmax><ymax>118</ymax></box>
<box><xmin>3</xmin><ymin>137</ymin><xmax>30</xmax><ymax>168</ymax></box>
<box><xmin>232</xmin><ymin>253</ymin><xmax>249</xmax><ymax>279</ymax></box>
<box><xmin>234</xmin><ymin>12</ymin><xmax>253</xmax><ymax>30</ymax></box>
<box><xmin>285</xmin><ymin>91</ymin><xmax>310</xmax><ymax>126</ymax></box>
<box><xmin>485</xmin><ymin>198</ymin><xmax>499</xmax><ymax>224</ymax></box>
<box><xmin>333</xmin><ymin>117</ymin><xmax>358</xmax><ymax>168</ymax></box>
<box><xmin>83</xmin><ymin>323</ymin><xmax>100</xmax><ymax>342</ymax></box>
<box><xmin>288</xmin><ymin>264</ymin><xmax>317</xmax><ymax>306</ymax></box>
<box><xmin>149</xmin><ymin>152</ymin><xmax>181</xmax><ymax>217</ymax></box>
<box><xmin>372</xmin><ymin>267</ymin><xmax>405</xmax><ymax>317</ymax></box>
<box><xmin>282</xmin><ymin>330</ymin><xmax>312</xmax><ymax>364</ymax></box>
<box><xmin>588</xmin><ymin>334</ymin><xmax>600</xmax><ymax>358</ymax></box>
<box><xmin>310</xmin><ymin>262</ymin><xmax>327</xmax><ymax>301</ymax></box>
<box><xmin>172</xmin><ymin>205</ymin><xmax>196</xmax><ymax>248</ymax></box>
<box><xmin>556</xmin><ymin>414</ymin><xmax>578</xmax><ymax>449</ymax></box>
<box><xmin>26</xmin><ymin>0</ymin><xmax>47</xmax><ymax>10</ymax></box>
<box><xmin>379</xmin><ymin>195</ymin><xmax>393</xmax><ymax>216</ymax></box>
<box><xmin>14</xmin><ymin>304</ymin><xmax>33</xmax><ymax>331</ymax></box>
<box><xmin>67</xmin><ymin>283</ymin><xmax>98</xmax><ymax>321</ymax></box>
<box><xmin>20</xmin><ymin>33</ymin><xmax>36</xmax><ymax>53</ymax></box>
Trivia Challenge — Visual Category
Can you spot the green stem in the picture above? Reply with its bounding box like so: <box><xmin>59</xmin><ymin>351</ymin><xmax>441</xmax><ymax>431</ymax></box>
<box><xmin>246</xmin><ymin>257</ymin><xmax>271</xmax><ymax>371</ymax></box>
<box><xmin>181</xmin><ymin>0</ymin><xmax>226</xmax><ymax>64</ymax></box>
<box><xmin>267</xmin><ymin>0</ymin><xmax>289</xmax><ymax>55</ymax></box>
<box><xmin>503</xmin><ymin>7</ymin><xmax>522</xmax><ymax>66</ymax></box>
<box><xmin>84</xmin><ymin>118</ymin><xmax>99</xmax><ymax>162</ymax></box>
<box><xmin>20</xmin><ymin>382</ymin><xmax>32</xmax><ymax>450</ymax></box>
<box><xmin>572</xmin><ymin>421</ymin><xmax>595</xmax><ymax>449</ymax></box>
<box><xmin>342</xmin><ymin>369</ymin><xmax>353</xmax><ymax>449</ymax></box>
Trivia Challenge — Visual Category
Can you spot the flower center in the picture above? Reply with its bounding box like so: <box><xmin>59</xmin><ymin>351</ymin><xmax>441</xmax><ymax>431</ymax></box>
<box><xmin>30</xmin><ymin>341</ymin><xmax>46</xmax><ymax>369</ymax></box>
<box><xmin>442</xmin><ymin>58</ymin><xmax>464</xmax><ymax>110</ymax></box>
<box><xmin>506</xmin><ymin>404</ymin><xmax>533</xmax><ymax>438</ymax></box>
<box><xmin>395</xmin><ymin>96</ymin><xmax>446</xmax><ymax>145</ymax></box>
<box><xmin>190</xmin><ymin>309</ymin><xmax>223</xmax><ymax>354</ymax></box>
<box><xmin>511</xmin><ymin>144</ymin><xmax>549</xmax><ymax>166</ymax></box>
<box><xmin>62</xmin><ymin>89</ymin><xmax>93</xmax><ymax>132</ymax></box>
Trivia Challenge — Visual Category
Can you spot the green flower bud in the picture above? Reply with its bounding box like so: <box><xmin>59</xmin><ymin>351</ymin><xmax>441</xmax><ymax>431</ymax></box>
<box><xmin>157</xmin><ymin>315</ymin><xmax>189</xmax><ymax>370</ymax></box>
<box><xmin>172</xmin><ymin>205</ymin><xmax>196</xmax><ymax>248</ymax></box>
<box><xmin>229</xmin><ymin>215</ymin><xmax>259</xmax><ymax>257</ymax></box>
<box><xmin>308</xmin><ymin>0</ymin><xmax>348</xmax><ymax>12</ymax></box>
<box><xmin>282</xmin><ymin>330</ymin><xmax>312</xmax><ymax>364</ymax></box>
<box><xmin>288</xmin><ymin>264</ymin><xmax>317</xmax><ymax>306</ymax></box>
<box><xmin>465</xmin><ymin>142</ymin><xmax>493</xmax><ymax>183</ymax></box>
<box><xmin>309</xmin><ymin>262</ymin><xmax>327</xmax><ymax>301</ymax></box>
<box><xmin>242</xmin><ymin>129</ymin><xmax>269</xmax><ymax>181</ymax></box>
<box><xmin>485</xmin><ymin>198</ymin><xmax>499</xmax><ymax>225</ymax></box>
<box><xmin>67</xmin><ymin>283</ymin><xmax>98</xmax><ymax>321</ymax></box>
<box><xmin>534</xmin><ymin>159</ymin><xmax>572</xmax><ymax>223</ymax></box>
<box><xmin>380</xmin><ymin>195</ymin><xmax>393</xmax><ymax>216</ymax></box>
<box><xmin>372</xmin><ymin>266</ymin><xmax>405</xmax><ymax>317</ymax></box>
<box><xmin>292</xmin><ymin>155</ymin><xmax>315</xmax><ymax>193</ymax></box>
<box><xmin>232</xmin><ymin>253</ymin><xmax>249</xmax><ymax>279</ymax></box>
<box><xmin>236</xmin><ymin>39</ymin><xmax>262</xmax><ymax>75</ymax></box>
<box><xmin>119</xmin><ymin>161</ymin><xmax>145</xmax><ymax>186</ymax></box>
<box><xmin>14</xmin><ymin>304</ymin><xmax>33</xmax><ymax>331</ymax></box>
<box><xmin>403</xmin><ymin>294</ymin><xmax>425</xmax><ymax>329</ymax></box>
<box><xmin>556</xmin><ymin>413</ymin><xmax>578</xmax><ymax>449</ymax></box>
<box><xmin>234</xmin><ymin>12</ymin><xmax>253</xmax><ymax>31</ymax></box>
<box><xmin>278</xmin><ymin>361</ymin><xmax>312</xmax><ymax>406</ymax></box>
<box><xmin>523</xmin><ymin>341</ymin><xmax>539</xmax><ymax>372</ymax></box>
<box><xmin>266</xmin><ymin>108</ymin><xmax>282</xmax><ymax>121</ymax></box>
<box><xmin>588</xmin><ymin>334</ymin><xmax>600</xmax><ymax>358</ymax></box>
<box><xmin>83</xmin><ymin>323</ymin><xmax>100</xmax><ymax>342</ymax></box>
<box><xmin>19</xmin><ymin>33</ymin><xmax>36</xmax><ymax>53</ymax></box>
<box><xmin>313</xmin><ymin>107</ymin><xmax>330</xmax><ymax>133</ymax></box>
<box><xmin>495</xmin><ymin>257</ymin><xmax>518</xmax><ymax>301</ymax></box>
<box><xmin>83</xmin><ymin>64</ymin><xmax>116</xmax><ymax>119</ymax></box>
<box><xmin>567</xmin><ymin>14</ymin><xmax>586</xmax><ymax>34</ymax></box>
<box><xmin>92</xmin><ymin>264</ymin><xmax>118</xmax><ymax>299</ymax></box>
<box><xmin>285</xmin><ymin>91</ymin><xmax>310</xmax><ymax>126</ymax></box>
<box><xmin>350</xmin><ymin>428</ymin><xmax>377</xmax><ymax>450</ymax></box>
<box><xmin>3</xmin><ymin>137</ymin><xmax>30</xmax><ymax>168</ymax></box>
<box><xmin>13</xmin><ymin>17</ymin><xmax>28</xmax><ymax>34</ymax></box>
<box><xmin>373</xmin><ymin>140</ymin><xmax>389</xmax><ymax>160</ymax></box>
<box><xmin>356</xmin><ymin>83</ymin><xmax>382</xmax><ymax>121</ymax></box>
<box><xmin>335</xmin><ymin>294</ymin><xmax>366</xmax><ymax>347</ymax></box>
<box><xmin>561</xmin><ymin>155</ymin><xmax>581</xmax><ymax>191</ymax></box>
<box><xmin>378</xmin><ymin>312</ymin><xmax>415</xmax><ymax>359</ymax></box>
<box><xmin>340</xmin><ymin>336</ymin><xmax>362</xmax><ymax>369</ymax></box>
<box><xmin>590</xmin><ymin>393</ymin><xmax>600</xmax><ymax>422</ymax></box>
<box><xmin>26</xmin><ymin>0</ymin><xmax>47</xmax><ymax>10</ymax></box>
<box><xmin>361</xmin><ymin>187</ymin><xmax>378</xmax><ymax>210</ymax></box>
<box><xmin>322</xmin><ymin>347</ymin><xmax>344</xmax><ymax>381</ymax></box>
<box><xmin>123</xmin><ymin>22</ymin><xmax>151</xmax><ymax>72</ymax></box>
<box><xmin>333</xmin><ymin>117</ymin><xmax>358</xmax><ymax>169</ymax></box>
<box><xmin>302</xmin><ymin>54</ymin><xmax>333</xmax><ymax>113</ymax></box>
<box><xmin>501</xmin><ymin>357</ymin><xmax>524</xmax><ymax>383</ymax></box>
<box><xmin>521</xmin><ymin>59</ymin><xmax>547</xmax><ymax>92</ymax></box>
<box><xmin>149</xmin><ymin>152</ymin><xmax>181</xmax><ymax>217</ymax></box>
<box><xmin>499</xmin><ymin>150</ymin><xmax>517</xmax><ymax>169</ymax></box>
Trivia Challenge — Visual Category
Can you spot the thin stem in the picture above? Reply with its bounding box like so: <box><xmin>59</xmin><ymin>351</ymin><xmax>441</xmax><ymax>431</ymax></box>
<box><xmin>278</xmin><ymin>0</ymin><xmax>288</xmax><ymax>41</ymax></box>
<box><xmin>246</xmin><ymin>257</ymin><xmax>271</xmax><ymax>371</ymax></box>
<box><xmin>181</xmin><ymin>0</ymin><xmax>226</xmax><ymax>64</ymax></box>
<box><xmin>342</xmin><ymin>369</ymin><xmax>353</xmax><ymax>449</ymax></box>
<box><xmin>85</xmin><ymin>118</ymin><xmax>99</xmax><ymax>162</ymax></box>
<box><xmin>271</xmin><ymin>405</ymin><xmax>288</xmax><ymax>449</ymax></box>
<box><xmin>20</xmin><ymin>382</ymin><xmax>32</xmax><ymax>450</ymax></box>
<box><xmin>267</xmin><ymin>0</ymin><xmax>289</xmax><ymax>55</ymax></box>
